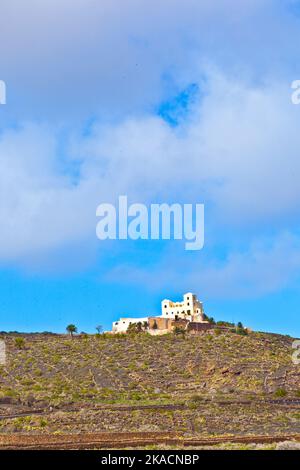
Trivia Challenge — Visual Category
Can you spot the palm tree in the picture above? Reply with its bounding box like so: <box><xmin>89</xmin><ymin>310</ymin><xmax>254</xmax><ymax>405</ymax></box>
<box><xmin>95</xmin><ymin>324</ymin><xmax>103</xmax><ymax>334</ymax></box>
<box><xmin>66</xmin><ymin>324</ymin><xmax>77</xmax><ymax>338</ymax></box>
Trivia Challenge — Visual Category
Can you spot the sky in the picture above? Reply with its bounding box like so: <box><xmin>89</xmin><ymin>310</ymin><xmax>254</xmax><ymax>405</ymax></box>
<box><xmin>0</xmin><ymin>0</ymin><xmax>300</xmax><ymax>336</ymax></box>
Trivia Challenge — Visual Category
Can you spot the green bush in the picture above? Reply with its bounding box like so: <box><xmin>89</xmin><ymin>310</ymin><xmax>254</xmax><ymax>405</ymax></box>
<box><xmin>236</xmin><ymin>327</ymin><xmax>248</xmax><ymax>336</ymax></box>
<box><xmin>274</xmin><ymin>388</ymin><xmax>287</xmax><ymax>398</ymax></box>
<box><xmin>127</xmin><ymin>321</ymin><xmax>148</xmax><ymax>334</ymax></box>
<box><xmin>217</xmin><ymin>321</ymin><xmax>234</xmax><ymax>327</ymax></box>
<box><xmin>173</xmin><ymin>326</ymin><xmax>186</xmax><ymax>337</ymax></box>
<box><xmin>190</xmin><ymin>394</ymin><xmax>204</xmax><ymax>403</ymax></box>
<box><xmin>14</xmin><ymin>337</ymin><xmax>25</xmax><ymax>349</ymax></box>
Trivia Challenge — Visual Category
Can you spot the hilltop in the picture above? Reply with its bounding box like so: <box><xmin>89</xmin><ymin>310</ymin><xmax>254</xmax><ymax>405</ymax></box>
<box><xmin>0</xmin><ymin>329</ymin><xmax>299</xmax><ymax>444</ymax></box>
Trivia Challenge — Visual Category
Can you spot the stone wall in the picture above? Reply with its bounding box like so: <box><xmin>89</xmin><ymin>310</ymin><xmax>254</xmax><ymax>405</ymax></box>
<box><xmin>148</xmin><ymin>317</ymin><xmax>171</xmax><ymax>330</ymax></box>
<box><xmin>187</xmin><ymin>322</ymin><xmax>216</xmax><ymax>333</ymax></box>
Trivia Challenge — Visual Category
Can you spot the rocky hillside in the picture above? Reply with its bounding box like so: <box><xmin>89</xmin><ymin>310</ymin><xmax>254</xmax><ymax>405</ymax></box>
<box><xmin>0</xmin><ymin>330</ymin><xmax>299</xmax><ymax>404</ymax></box>
<box><xmin>0</xmin><ymin>330</ymin><xmax>299</xmax><ymax>437</ymax></box>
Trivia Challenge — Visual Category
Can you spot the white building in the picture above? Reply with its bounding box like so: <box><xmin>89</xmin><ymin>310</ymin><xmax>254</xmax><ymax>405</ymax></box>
<box><xmin>112</xmin><ymin>316</ymin><xmax>148</xmax><ymax>333</ymax></box>
<box><xmin>112</xmin><ymin>292</ymin><xmax>206</xmax><ymax>333</ymax></box>
<box><xmin>161</xmin><ymin>292</ymin><xmax>205</xmax><ymax>322</ymax></box>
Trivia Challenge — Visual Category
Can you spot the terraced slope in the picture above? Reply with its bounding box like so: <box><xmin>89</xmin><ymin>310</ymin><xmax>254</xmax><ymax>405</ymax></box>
<box><xmin>0</xmin><ymin>330</ymin><xmax>299</xmax><ymax>437</ymax></box>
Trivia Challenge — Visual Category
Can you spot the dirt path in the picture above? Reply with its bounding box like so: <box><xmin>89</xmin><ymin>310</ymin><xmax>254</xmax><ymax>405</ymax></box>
<box><xmin>0</xmin><ymin>432</ymin><xmax>299</xmax><ymax>449</ymax></box>
<box><xmin>0</xmin><ymin>398</ymin><xmax>299</xmax><ymax>421</ymax></box>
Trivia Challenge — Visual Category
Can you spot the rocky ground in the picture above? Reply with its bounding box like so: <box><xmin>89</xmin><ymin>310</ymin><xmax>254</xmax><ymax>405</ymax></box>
<box><xmin>0</xmin><ymin>330</ymin><xmax>299</xmax><ymax>445</ymax></box>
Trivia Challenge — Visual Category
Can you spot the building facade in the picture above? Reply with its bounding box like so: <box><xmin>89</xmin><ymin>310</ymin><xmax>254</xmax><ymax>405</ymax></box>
<box><xmin>161</xmin><ymin>292</ymin><xmax>205</xmax><ymax>322</ymax></box>
<box><xmin>112</xmin><ymin>292</ymin><xmax>207</xmax><ymax>333</ymax></box>
<box><xmin>112</xmin><ymin>317</ymin><xmax>148</xmax><ymax>333</ymax></box>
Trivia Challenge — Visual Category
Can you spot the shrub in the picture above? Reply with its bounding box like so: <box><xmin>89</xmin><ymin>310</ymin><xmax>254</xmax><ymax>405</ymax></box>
<box><xmin>127</xmin><ymin>322</ymin><xmax>148</xmax><ymax>334</ymax></box>
<box><xmin>2</xmin><ymin>388</ymin><xmax>18</xmax><ymax>398</ymax></box>
<box><xmin>236</xmin><ymin>327</ymin><xmax>248</xmax><ymax>336</ymax></box>
<box><xmin>107</xmin><ymin>332</ymin><xmax>127</xmax><ymax>339</ymax></box>
<box><xmin>14</xmin><ymin>337</ymin><xmax>25</xmax><ymax>349</ymax></box>
<box><xmin>217</xmin><ymin>321</ymin><xmax>234</xmax><ymax>327</ymax></box>
<box><xmin>190</xmin><ymin>394</ymin><xmax>204</xmax><ymax>403</ymax></box>
<box><xmin>203</xmin><ymin>313</ymin><xmax>215</xmax><ymax>323</ymax></box>
<box><xmin>188</xmin><ymin>401</ymin><xmax>198</xmax><ymax>410</ymax></box>
<box><xmin>274</xmin><ymin>388</ymin><xmax>287</xmax><ymax>398</ymax></box>
<box><xmin>173</xmin><ymin>326</ymin><xmax>186</xmax><ymax>337</ymax></box>
<box><xmin>230</xmin><ymin>325</ymin><xmax>248</xmax><ymax>336</ymax></box>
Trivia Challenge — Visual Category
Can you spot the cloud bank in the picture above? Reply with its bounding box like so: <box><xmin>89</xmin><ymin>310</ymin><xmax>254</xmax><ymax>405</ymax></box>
<box><xmin>0</xmin><ymin>0</ymin><xmax>300</xmax><ymax>300</ymax></box>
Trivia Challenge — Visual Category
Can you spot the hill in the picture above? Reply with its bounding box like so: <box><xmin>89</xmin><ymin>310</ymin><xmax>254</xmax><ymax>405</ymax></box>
<box><xmin>0</xmin><ymin>330</ymin><xmax>299</xmax><ymax>446</ymax></box>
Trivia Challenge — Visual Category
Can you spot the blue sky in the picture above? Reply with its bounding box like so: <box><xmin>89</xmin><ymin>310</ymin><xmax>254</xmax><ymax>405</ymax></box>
<box><xmin>0</xmin><ymin>0</ymin><xmax>300</xmax><ymax>336</ymax></box>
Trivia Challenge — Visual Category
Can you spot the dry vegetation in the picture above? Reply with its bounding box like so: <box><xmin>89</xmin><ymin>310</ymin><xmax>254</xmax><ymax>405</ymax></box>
<box><xmin>0</xmin><ymin>330</ymin><xmax>299</xmax><ymax>445</ymax></box>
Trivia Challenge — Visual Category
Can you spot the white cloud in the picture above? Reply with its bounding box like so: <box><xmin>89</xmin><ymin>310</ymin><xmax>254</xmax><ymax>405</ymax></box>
<box><xmin>1</xmin><ymin>68</ymin><xmax>300</xmax><ymax>269</ymax></box>
<box><xmin>0</xmin><ymin>123</ymin><xmax>98</xmax><ymax>261</ymax></box>
<box><xmin>106</xmin><ymin>232</ymin><xmax>300</xmax><ymax>299</ymax></box>
<box><xmin>0</xmin><ymin>1</ymin><xmax>300</xmax><ymax>300</ymax></box>
<box><xmin>0</xmin><ymin>67</ymin><xmax>299</xmax><ymax>292</ymax></box>
<box><xmin>76</xmin><ymin>69</ymin><xmax>300</xmax><ymax>225</ymax></box>
<box><xmin>0</xmin><ymin>0</ymin><xmax>289</xmax><ymax>121</ymax></box>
